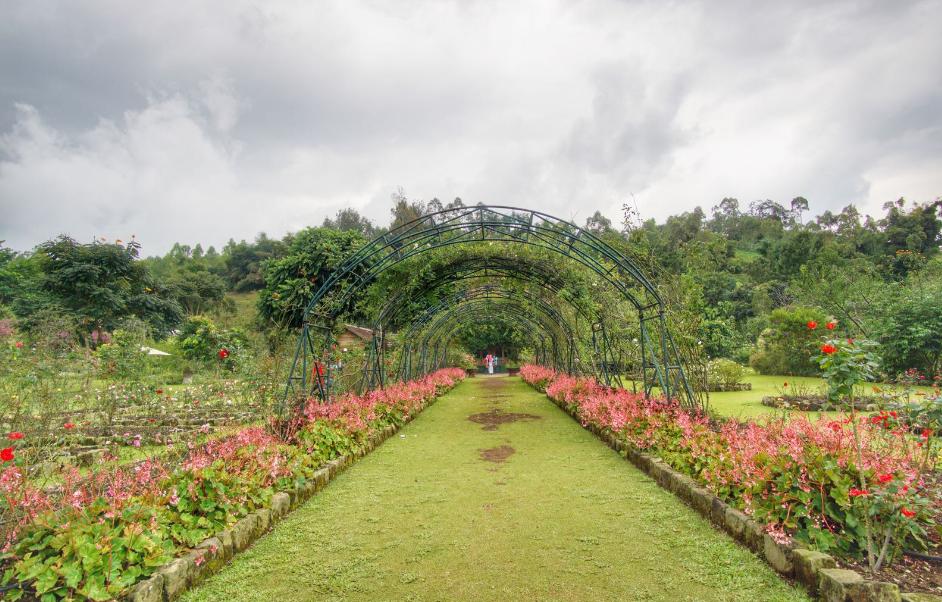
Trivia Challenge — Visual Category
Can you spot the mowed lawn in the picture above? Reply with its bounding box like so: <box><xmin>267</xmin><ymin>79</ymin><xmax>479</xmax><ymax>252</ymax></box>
<box><xmin>708</xmin><ymin>374</ymin><xmax>937</xmax><ymax>420</ymax></box>
<box><xmin>183</xmin><ymin>376</ymin><xmax>808</xmax><ymax>602</ymax></box>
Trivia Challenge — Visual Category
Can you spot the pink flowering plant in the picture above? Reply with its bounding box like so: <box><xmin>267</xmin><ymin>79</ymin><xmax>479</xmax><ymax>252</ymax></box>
<box><xmin>0</xmin><ymin>368</ymin><xmax>465</xmax><ymax>600</ymax></box>
<box><xmin>520</xmin><ymin>364</ymin><xmax>935</xmax><ymax>570</ymax></box>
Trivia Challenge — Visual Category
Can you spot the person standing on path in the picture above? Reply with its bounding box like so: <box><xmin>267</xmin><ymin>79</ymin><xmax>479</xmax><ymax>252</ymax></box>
<box><xmin>485</xmin><ymin>353</ymin><xmax>494</xmax><ymax>374</ymax></box>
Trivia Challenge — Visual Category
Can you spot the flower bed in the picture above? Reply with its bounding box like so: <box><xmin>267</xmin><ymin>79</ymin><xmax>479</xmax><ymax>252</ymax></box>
<box><xmin>0</xmin><ymin>368</ymin><xmax>466</xmax><ymax>601</ymax></box>
<box><xmin>519</xmin><ymin>365</ymin><xmax>939</xmax><ymax>582</ymax></box>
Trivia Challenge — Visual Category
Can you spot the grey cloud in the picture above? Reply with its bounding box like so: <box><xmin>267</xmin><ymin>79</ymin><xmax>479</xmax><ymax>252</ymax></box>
<box><xmin>1</xmin><ymin>0</ymin><xmax>940</xmax><ymax>253</ymax></box>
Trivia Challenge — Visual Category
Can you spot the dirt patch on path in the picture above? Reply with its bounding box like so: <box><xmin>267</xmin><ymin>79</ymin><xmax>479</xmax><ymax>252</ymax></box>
<box><xmin>479</xmin><ymin>445</ymin><xmax>515</xmax><ymax>463</ymax></box>
<box><xmin>468</xmin><ymin>409</ymin><xmax>541</xmax><ymax>431</ymax></box>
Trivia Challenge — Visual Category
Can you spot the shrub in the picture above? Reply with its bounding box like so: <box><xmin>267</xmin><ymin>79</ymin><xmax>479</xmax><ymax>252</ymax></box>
<box><xmin>707</xmin><ymin>358</ymin><xmax>747</xmax><ymax>389</ymax></box>
<box><xmin>750</xmin><ymin>306</ymin><xmax>828</xmax><ymax>375</ymax></box>
<box><xmin>178</xmin><ymin>315</ymin><xmax>247</xmax><ymax>366</ymax></box>
<box><xmin>95</xmin><ymin>320</ymin><xmax>149</xmax><ymax>380</ymax></box>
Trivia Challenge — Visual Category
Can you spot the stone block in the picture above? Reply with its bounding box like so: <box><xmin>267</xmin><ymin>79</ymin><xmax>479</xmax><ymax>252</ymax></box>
<box><xmin>818</xmin><ymin>569</ymin><xmax>900</xmax><ymax>602</ymax></box>
<box><xmin>217</xmin><ymin>529</ymin><xmax>235</xmax><ymax>559</ymax></box>
<box><xmin>313</xmin><ymin>467</ymin><xmax>330</xmax><ymax>490</ymax></box>
<box><xmin>158</xmin><ymin>557</ymin><xmax>197</xmax><ymax>600</ymax></box>
<box><xmin>232</xmin><ymin>514</ymin><xmax>261</xmax><ymax>551</ymax></box>
<box><xmin>195</xmin><ymin>537</ymin><xmax>226</xmax><ymax>573</ymax></box>
<box><xmin>687</xmin><ymin>485</ymin><xmax>714</xmax><ymax>516</ymax></box>
<box><xmin>639</xmin><ymin>453</ymin><xmax>658</xmax><ymax>475</ymax></box>
<box><xmin>762</xmin><ymin>534</ymin><xmax>793</xmax><ymax>575</ymax></box>
<box><xmin>791</xmin><ymin>548</ymin><xmax>835</xmax><ymax>592</ymax></box>
<box><xmin>743</xmin><ymin>519</ymin><xmax>765</xmax><ymax>552</ymax></box>
<box><xmin>271</xmin><ymin>492</ymin><xmax>291</xmax><ymax>518</ymax></box>
<box><xmin>902</xmin><ymin>594</ymin><xmax>942</xmax><ymax>602</ymax></box>
<box><xmin>723</xmin><ymin>506</ymin><xmax>749</xmax><ymax>540</ymax></box>
<box><xmin>820</xmin><ymin>568</ymin><xmax>864</xmax><ymax>601</ymax></box>
<box><xmin>254</xmin><ymin>508</ymin><xmax>272</xmax><ymax>533</ymax></box>
<box><xmin>297</xmin><ymin>479</ymin><xmax>317</xmax><ymax>502</ymax></box>
<box><xmin>710</xmin><ymin>496</ymin><xmax>727</xmax><ymax>526</ymax></box>
<box><xmin>127</xmin><ymin>573</ymin><xmax>163</xmax><ymax>602</ymax></box>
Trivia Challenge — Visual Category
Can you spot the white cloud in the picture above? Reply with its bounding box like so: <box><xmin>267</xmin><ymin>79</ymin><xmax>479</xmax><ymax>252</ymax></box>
<box><xmin>0</xmin><ymin>0</ymin><xmax>940</xmax><ymax>253</ymax></box>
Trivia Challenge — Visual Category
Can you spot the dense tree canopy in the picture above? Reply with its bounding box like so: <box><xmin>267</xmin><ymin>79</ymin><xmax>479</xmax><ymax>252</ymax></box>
<box><xmin>1</xmin><ymin>194</ymin><xmax>940</xmax><ymax>380</ymax></box>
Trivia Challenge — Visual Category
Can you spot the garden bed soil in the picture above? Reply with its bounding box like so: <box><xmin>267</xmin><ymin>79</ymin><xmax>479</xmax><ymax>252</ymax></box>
<box><xmin>840</xmin><ymin>470</ymin><xmax>941</xmax><ymax>595</ymax></box>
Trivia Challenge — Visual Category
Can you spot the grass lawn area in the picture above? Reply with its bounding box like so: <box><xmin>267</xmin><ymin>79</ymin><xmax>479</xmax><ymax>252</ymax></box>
<box><xmin>708</xmin><ymin>374</ymin><xmax>828</xmax><ymax>420</ymax></box>
<box><xmin>183</xmin><ymin>376</ymin><xmax>808</xmax><ymax>602</ymax></box>
<box><xmin>707</xmin><ymin>374</ymin><xmax>938</xmax><ymax>420</ymax></box>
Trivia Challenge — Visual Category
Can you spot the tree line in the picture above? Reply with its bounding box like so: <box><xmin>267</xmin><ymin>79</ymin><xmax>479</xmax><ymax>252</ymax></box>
<box><xmin>1</xmin><ymin>193</ymin><xmax>940</xmax><ymax>379</ymax></box>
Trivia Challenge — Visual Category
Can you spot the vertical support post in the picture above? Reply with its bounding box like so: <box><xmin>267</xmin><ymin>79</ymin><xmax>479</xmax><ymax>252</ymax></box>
<box><xmin>658</xmin><ymin>311</ymin><xmax>672</xmax><ymax>400</ymax></box>
<box><xmin>639</xmin><ymin>313</ymin><xmax>649</xmax><ymax>399</ymax></box>
<box><xmin>378</xmin><ymin>328</ymin><xmax>386</xmax><ymax>389</ymax></box>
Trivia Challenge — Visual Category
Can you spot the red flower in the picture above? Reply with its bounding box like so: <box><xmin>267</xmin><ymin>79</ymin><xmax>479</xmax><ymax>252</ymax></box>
<box><xmin>847</xmin><ymin>338</ymin><xmax>854</xmax><ymax>345</ymax></box>
<box><xmin>921</xmin><ymin>428</ymin><xmax>933</xmax><ymax>439</ymax></box>
<box><xmin>218</xmin><ymin>348</ymin><xmax>230</xmax><ymax>360</ymax></box>
<box><xmin>7</xmin><ymin>432</ymin><xmax>23</xmax><ymax>441</ymax></box>
<box><xmin>806</xmin><ymin>321</ymin><xmax>818</xmax><ymax>330</ymax></box>
<box><xmin>14</xmin><ymin>341</ymin><xmax>23</xmax><ymax>349</ymax></box>
<box><xmin>825</xmin><ymin>321</ymin><xmax>836</xmax><ymax>330</ymax></box>
<box><xmin>820</xmin><ymin>344</ymin><xmax>837</xmax><ymax>355</ymax></box>
<box><xmin>155</xmin><ymin>389</ymin><xmax>163</xmax><ymax>395</ymax></box>
<box><xmin>64</xmin><ymin>422</ymin><xmax>75</xmax><ymax>430</ymax></box>
<box><xmin>901</xmin><ymin>507</ymin><xmax>916</xmax><ymax>518</ymax></box>
<box><xmin>877</xmin><ymin>473</ymin><xmax>893</xmax><ymax>484</ymax></box>
<box><xmin>0</xmin><ymin>447</ymin><xmax>13</xmax><ymax>462</ymax></box>
<box><xmin>849</xmin><ymin>488</ymin><xmax>870</xmax><ymax>497</ymax></box>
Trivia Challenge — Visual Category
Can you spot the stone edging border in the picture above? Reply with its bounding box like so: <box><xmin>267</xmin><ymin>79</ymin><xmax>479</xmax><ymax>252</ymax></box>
<box><xmin>124</xmin><ymin>392</ymin><xmax>444</xmax><ymax>602</ymax></box>
<box><xmin>537</xmin><ymin>387</ymin><xmax>939</xmax><ymax>602</ymax></box>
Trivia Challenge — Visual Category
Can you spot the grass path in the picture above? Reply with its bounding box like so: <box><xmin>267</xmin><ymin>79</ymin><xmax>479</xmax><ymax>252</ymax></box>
<box><xmin>183</xmin><ymin>376</ymin><xmax>809</xmax><ymax>602</ymax></box>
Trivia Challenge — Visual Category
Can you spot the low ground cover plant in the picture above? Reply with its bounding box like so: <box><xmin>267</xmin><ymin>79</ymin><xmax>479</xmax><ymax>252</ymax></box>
<box><xmin>0</xmin><ymin>368</ymin><xmax>466</xmax><ymax>601</ymax></box>
<box><xmin>519</xmin><ymin>364</ymin><xmax>938</xmax><ymax>572</ymax></box>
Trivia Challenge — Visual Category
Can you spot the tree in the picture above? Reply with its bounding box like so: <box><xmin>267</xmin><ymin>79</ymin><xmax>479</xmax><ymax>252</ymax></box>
<box><xmin>879</xmin><ymin>199</ymin><xmax>942</xmax><ymax>277</ymax></box>
<box><xmin>389</xmin><ymin>188</ymin><xmax>426</xmax><ymax>230</ymax></box>
<box><xmin>221</xmin><ymin>233</ymin><xmax>288</xmax><ymax>292</ymax></box>
<box><xmin>165</xmin><ymin>267</ymin><xmax>229</xmax><ymax>315</ymax></box>
<box><xmin>872</xmin><ymin>270</ymin><xmax>942</xmax><ymax>378</ymax></box>
<box><xmin>257</xmin><ymin>227</ymin><xmax>368</xmax><ymax>328</ymax></box>
<box><xmin>34</xmin><ymin>236</ymin><xmax>182</xmax><ymax>338</ymax></box>
<box><xmin>790</xmin><ymin>196</ymin><xmax>809</xmax><ymax>225</ymax></box>
<box><xmin>584</xmin><ymin>211</ymin><xmax>614</xmax><ymax>234</ymax></box>
<box><xmin>322</xmin><ymin>208</ymin><xmax>377</xmax><ymax>237</ymax></box>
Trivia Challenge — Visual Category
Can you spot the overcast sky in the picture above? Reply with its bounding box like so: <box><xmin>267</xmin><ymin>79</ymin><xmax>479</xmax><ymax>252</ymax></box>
<box><xmin>1</xmin><ymin>0</ymin><xmax>940</xmax><ymax>254</ymax></box>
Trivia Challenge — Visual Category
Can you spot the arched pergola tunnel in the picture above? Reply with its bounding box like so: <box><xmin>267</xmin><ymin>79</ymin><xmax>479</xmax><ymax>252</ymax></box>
<box><xmin>393</xmin><ymin>287</ymin><xmax>580</xmax><ymax>381</ymax></box>
<box><xmin>279</xmin><ymin>205</ymin><xmax>704</xmax><ymax>417</ymax></box>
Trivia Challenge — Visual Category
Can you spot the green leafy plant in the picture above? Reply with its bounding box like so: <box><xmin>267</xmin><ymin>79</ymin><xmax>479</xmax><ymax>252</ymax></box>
<box><xmin>2</xmin><ymin>501</ymin><xmax>173</xmax><ymax>601</ymax></box>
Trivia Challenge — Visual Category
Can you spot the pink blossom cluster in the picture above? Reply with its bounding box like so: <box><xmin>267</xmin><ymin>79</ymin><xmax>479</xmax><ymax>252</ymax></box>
<box><xmin>303</xmin><ymin>368</ymin><xmax>466</xmax><ymax>435</ymax></box>
<box><xmin>518</xmin><ymin>364</ymin><xmax>556</xmax><ymax>389</ymax></box>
